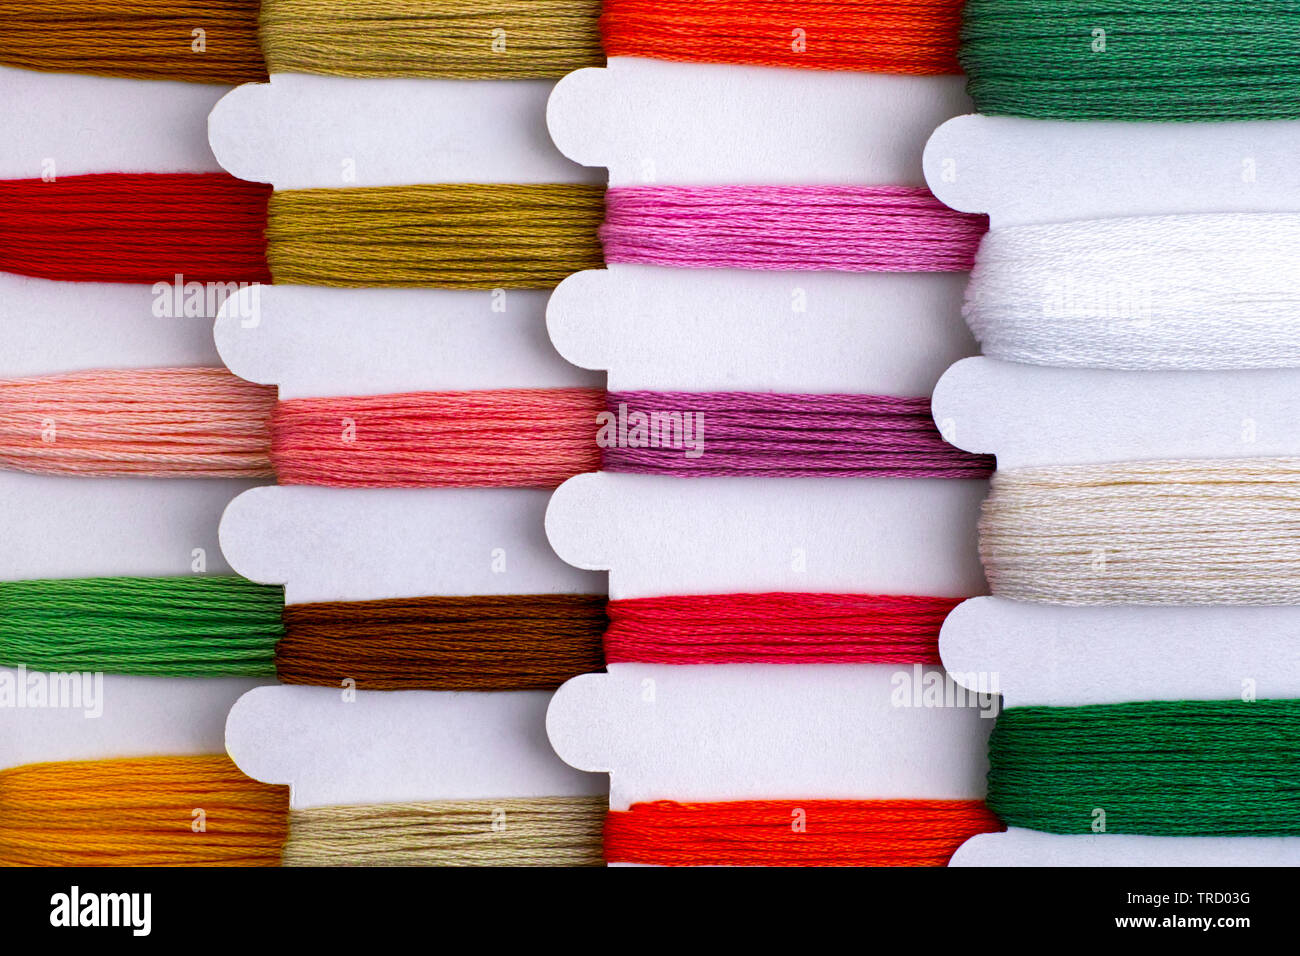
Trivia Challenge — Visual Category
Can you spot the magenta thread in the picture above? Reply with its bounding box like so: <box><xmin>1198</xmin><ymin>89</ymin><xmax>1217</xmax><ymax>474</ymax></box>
<box><xmin>599</xmin><ymin>185</ymin><xmax>987</xmax><ymax>272</ymax></box>
<box><xmin>599</xmin><ymin>391</ymin><xmax>994</xmax><ymax>479</ymax></box>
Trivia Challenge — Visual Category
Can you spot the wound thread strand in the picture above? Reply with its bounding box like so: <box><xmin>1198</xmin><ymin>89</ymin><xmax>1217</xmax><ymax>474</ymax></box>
<box><xmin>965</xmin><ymin>214</ymin><xmax>1300</xmax><ymax>370</ymax></box>
<box><xmin>283</xmin><ymin>797</ymin><xmax>607</xmax><ymax>866</ymax></box>
<box><xmin>602</xmin><ymin>0</ymin><xmax>963</xmax><ymax>74</ymax></box>
<box><xmin>260</xmin><ymin>0</ymin><xmax>604</xmax><ymax>79</ymax></box>
<box><xmin>601</xmin><ymin>390</ymin><xmax>993</xmax><ymax>479</ymax></box>
<box><xmin>0</xmin><ymin>576</ymin><xmax>282</xmax><ymax>677</ymax></box>
<box><xmin>0</xmin><ymin>581</ymin><xmax>963</xmax><ymax>676</ymax></box>
<box><xmin>981</xmin><ymin>457</ymin><xmax>1300</xmax><ymax>606</ymax></box>
<box><xmin>960</xmin><ymin>0</ymin><xmax>1300</xmax><ymax>121</ymax></box>
<box><xmin>988</xmin><ymin>699</ymin><xmax>1300</xmax><ymax>836</ymax></box>
<box><xmin>265</xmin><ymin>183</ymin><xmax>607</xmax><ymax>288</ymax></box>
<box><xmin>0</xmin><ymin>0</ymin><xmax>267</xmax><ymax>83</ymax></box>
<box><xmin>0</xmin><ymin>367</ymin><xmax>276</xmax><ymax>479</ymax></box>
<box><xmin>0</xmin><ymin>755</ymin><xmax>289</xmax><ymax>866</ymax></box>
<box><xmin>0</xmin><ymin>173</ymin><xmax>272</xmax><ymax>285</ymax></box>
<box><xmin>600</xmin><ymin>185</ymin><xmax>987</xmax><ymax>273</ymax></box>
<box><xmin>278</xmin><ymin>594</ymin><xmax>608</xmax><ymax>690</ymax></box>
<box><xmin>604</xmin><ymin>592</ymin><xmax>960</xmax><ymax>665</ymax></box>
<box><xmin>271</xmin><ymin>387</ymin><xmax>605</xmax><ymax>488</ymax></box>
<box><xmin>604</xmin><ymin>799</ymin><xmax>1005</xmax><ymax>866</ymax></box>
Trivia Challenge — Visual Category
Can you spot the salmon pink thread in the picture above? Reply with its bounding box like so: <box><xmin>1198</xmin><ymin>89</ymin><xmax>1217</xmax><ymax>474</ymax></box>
<box><xmin>270</xmin><ymin>387</ymin><xmax>605</xmax><ymax>488</ymax></box>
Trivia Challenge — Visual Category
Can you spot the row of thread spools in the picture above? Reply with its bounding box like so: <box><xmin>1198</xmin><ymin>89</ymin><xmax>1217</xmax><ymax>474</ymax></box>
<box><xmin>1</xmin><ymin>1</ymin><xmax>1296</xmax><ymax>865</ymax></box>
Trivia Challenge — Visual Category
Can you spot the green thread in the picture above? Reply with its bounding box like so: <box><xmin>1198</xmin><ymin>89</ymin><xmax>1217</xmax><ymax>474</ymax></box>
<box><xmin>0</xmin><ymin>576</ymin><xmax>283</xmax><ymax>678</ymax></box>
<box><xmin>960</xmin><ymin>1</ymin><xmax>1300</xmax><ymax>121</ymax></box>
<box><xmin>988</xmin><ymin>699</ymin><xmax>1300</xmax><ymax>836</ymax></box>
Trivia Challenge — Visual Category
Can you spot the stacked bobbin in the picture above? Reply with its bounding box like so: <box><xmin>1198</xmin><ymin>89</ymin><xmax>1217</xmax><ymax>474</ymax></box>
<box><xmin>926</xmin><ymin>1</ymin><xmax>1300</xmax><ymax>865</ymax></box>
<box><xmin>0</xmin><ymin>10</ymin><xmax>283</xmax><ymax>867</ymax></box>
<box><xmin>0</xmin><ymin>0</ymin><xmax>992</xmax><ymax>868</ymax></box>
<box><xmin>0</xmin><ymin>5</ymin><xmax>620</xmax><ymax>865</ymax></box>
<box><xmin>539</xmin><ymin>20</ymin><xmax>1007</xmax><ymax>865</ymax></box>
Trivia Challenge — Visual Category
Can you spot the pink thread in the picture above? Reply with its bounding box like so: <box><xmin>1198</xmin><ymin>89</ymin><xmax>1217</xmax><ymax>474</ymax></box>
<box><xmin>600</xmin><ymin>185</ymin><xmax>987</xmax><ymax>272</ymax></box>
<box><xmin>0</xmin><ymin>368</ymin><xmax>275</xmax><ymax>479</ymax></box>
<box><xmin>270</xmin><ymin>387</ymin><xmax>605</xmax><ymax>488</ymax></box>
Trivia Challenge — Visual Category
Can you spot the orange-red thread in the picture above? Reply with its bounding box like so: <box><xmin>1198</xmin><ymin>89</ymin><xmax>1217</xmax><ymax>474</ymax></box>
<box><xmin>604</xmin><ymin>799</ymin><xmax>1004</xmax><ymax>866</ymax></box>
<box><xmin>601</xmin><ymin>0</ymin><xmax>964</xmax><ymax>75</ymax></box>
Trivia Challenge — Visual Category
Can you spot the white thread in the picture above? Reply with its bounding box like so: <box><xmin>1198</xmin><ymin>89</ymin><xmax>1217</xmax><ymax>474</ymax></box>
<box><xmin>981</xmin><ymin>457</ymin><xmax>1300</xmax><ymax>605</ymax></box>
<box><xmin>964</xmin><ymin>214</ymin><xmax>1300</xmax><ymax>370</ymax></box>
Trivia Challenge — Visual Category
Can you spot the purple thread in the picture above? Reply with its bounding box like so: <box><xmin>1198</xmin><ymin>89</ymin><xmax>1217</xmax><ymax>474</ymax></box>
<box><xmin>599</xmin><ymin>185</ymin><xmax>987</xmax><ymax>272</ymax></box>
<box><xmin>600</xmin><ymin>391</ymin><xmax>994</xmax><ymax>479</ymax></box>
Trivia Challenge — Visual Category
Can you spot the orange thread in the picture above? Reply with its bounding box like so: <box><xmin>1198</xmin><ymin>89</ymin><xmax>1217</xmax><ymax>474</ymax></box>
<box><xmin>0</xmin><ymin>755</ymin><xmax>289</xmax><ymax>866</ymax></box>
<box><xmin>601</xmin><ymin>0</ymin><xmax>964</xmax><ymax>75</ymax></box>
<box><xmin>604</xmin><ymin>799</ymin><xmax>1004</xmax><ymax>866</ymax></box>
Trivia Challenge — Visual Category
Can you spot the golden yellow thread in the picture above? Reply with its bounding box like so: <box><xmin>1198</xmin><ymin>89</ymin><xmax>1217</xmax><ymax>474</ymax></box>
<box><xmin>259</xmin><ymin>0</ymin><xmax>604</xmax><ymax>79</ymax></box>
<box><xmin>0</xmin><ymin>755</ymin><xmax>288</xmax><ymax>866</ymax></box>
<box><xmin>265</xmin><ymin>183</ymin><xmax>607</xmax><ymax>289</ymax></box>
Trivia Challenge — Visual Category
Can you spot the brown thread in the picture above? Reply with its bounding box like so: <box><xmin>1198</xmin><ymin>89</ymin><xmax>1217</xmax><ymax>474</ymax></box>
<box><xmin>0</xmin><ymin>0</ymin><xmax>267</xmax><ymax>83</ymax></box>
<box><xmin>277</xmin><ymin>593</ymin><xmax>609</xmax><ymax>691</ymax></box>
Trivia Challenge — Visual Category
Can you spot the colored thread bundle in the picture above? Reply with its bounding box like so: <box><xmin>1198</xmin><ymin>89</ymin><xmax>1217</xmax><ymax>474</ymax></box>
<box><xmin>604</xmin><ymin>799</ymin><xmax>1004</xmax><ymax>866</ymax></box>
<box><xmin>602</xmin><ymin>186</ymin><xmax>987</xmax><ymax>273</ymax></box>
<box><xmin>602</xmin><ymin>0</ymin><xmax>964</xmax><ymax>75</ymax></box>
<box><xmin>2</xmin><ymin>757</ymin><xmax>1004</xmax><ymax>867</ymax></box>
<box><xmin>601</xmin><ymin>391</ymin><xmax>993</xmax><ymax>479</ymax></box>
<box><xmin>260</xmin><ymin>0</ymin><xmax>604</xmax><ymax>79</ymax></box>
<box><xmin>1</xmin><ymin>175</ymin><xmax>985</xmax><ymax>287</ymax></box>
<box><xmin>0</xmin><ymin>577</ymin><xmax>607</xmax><ymax>691</ymax></box>
<box><xmin>0</xmin><ymin>0</ymin><xmax>964</xmax><ymax>82</ymax></box>
<box><xmin>0</xmin><ymin>755</ymin><xmax>288</xmax><ymax>866</ymax></box>
<box><xmin>277</xmin><ymin>594</ymin><xmax>608</xmax><ymax>690</ymax></box>
<box><xmin>960</xmin><ymin>0</ymin><xmax>1300</xmax><ymax>121</ymax></box>
<box><xmin>604</xmin><ymin>592</ymin><xmax>959</xmax><ymax>664</ymax></box>
<box><xmin>988</xmin><ymin>699</ymin><xmax>1300</xmax><ymax>836</ymax></box>
<box><xmin>264</xmin><ymin>183</ymin><xmax>607</xmax><ymax>289</ymax></box>
<box><xmin>1</xmin><ymin>576</ymin><xmax>964</xmax><ymax>678</ymax></box>
<box><xmin>980</xmin><ymin>457</ymin><xmax>1300</xmax><ymax>606</ymax></box>
<box><xmin>965</xmin><ymin>214</ymin><xmax>1300</xmax><ymax>370</ymax></box>
<box><xmin>2</xmin><ymin>370</ymin><xmax>984</xmax><ymax>485</ymax></box>
<box><xmin>0</xmin><ymin>368</ymin><xmax>595</xmax><ymax>487</ymax></box>
<box><xmin>282</xmin><ymin>797</ymin><xmax>607</xmax><ymax>866</ymax></box>
<box><xmin>271</xmin><ymin>387</ymin><xmax>605</xmax><ymax>488</ymax></box>
<box><xmin>0</xmin><ymin>576</ymin><xmax>282</xmax><ymax>677</ymax></box>
<box><xmin>0</xmin><ymin>367</ymin><xmax>275</xmax><ymax>479</ymax></box>
<box><xmin>0</xmin><ymin>0</ymin><xmax>267</xmax><ymax>83</ymax></box>
<box><xmin>0</xmin><ymin>173</ymin><xmax>272</xmax><ymax>285</ymax></box>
